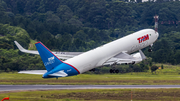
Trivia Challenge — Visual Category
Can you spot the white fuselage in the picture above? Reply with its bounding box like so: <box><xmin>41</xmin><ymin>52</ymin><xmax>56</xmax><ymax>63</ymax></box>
<box><xmin>65</xmin><ymin>29</ymin><xmax>159</xmax><ymax>73</ymax></box>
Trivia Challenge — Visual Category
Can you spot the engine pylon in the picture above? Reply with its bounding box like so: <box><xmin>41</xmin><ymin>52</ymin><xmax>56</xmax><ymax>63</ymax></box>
<box><xmin>154</xmin><ymin>15</ymin><xmax>159</xmax><ymax>32</ymax></box>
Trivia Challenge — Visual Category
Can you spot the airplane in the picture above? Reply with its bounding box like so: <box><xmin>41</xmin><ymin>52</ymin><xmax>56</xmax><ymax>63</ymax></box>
<box><xmin>14</xmin><ymin>16</ymin><xmax>159</xmax><ymax>78</ymax></box>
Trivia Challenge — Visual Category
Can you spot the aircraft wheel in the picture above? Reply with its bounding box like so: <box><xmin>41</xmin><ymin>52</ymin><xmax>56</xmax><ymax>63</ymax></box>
<box><xmin>110</xmin><ymin>69</ymin><xmax>113</xmax><ymax>73</ymax></box>
<box><xmin>148</xmin><ymin>49</ymin><xmax>152</xmax><ymax>52</ymax></box>
<box><xmin>132</xmin><ymin>61</ymin><xmax>135</xmax><ymax>65</ymax></box>
<box><xmin>115</xmin><ymin>69</ymin><xmax>119</xmax><ymax>73</ymax></box>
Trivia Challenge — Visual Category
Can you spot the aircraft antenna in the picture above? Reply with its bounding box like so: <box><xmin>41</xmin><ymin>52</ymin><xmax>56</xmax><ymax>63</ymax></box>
<box><xmin>154</xmin><ymin>15</ymin><xmax>159</xmax><ymax>32</ymax></box>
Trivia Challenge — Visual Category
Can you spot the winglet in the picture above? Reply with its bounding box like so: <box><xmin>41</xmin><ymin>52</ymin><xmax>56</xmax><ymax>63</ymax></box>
<box><xmin>14</xmin><ymin>41</ymin><xmax>26</xmax><ymax>52</ymax></box>
<box><xmin>14</xmin><ymin>41</ymin><xmax>39</xmax><ymax>54</ymax></box>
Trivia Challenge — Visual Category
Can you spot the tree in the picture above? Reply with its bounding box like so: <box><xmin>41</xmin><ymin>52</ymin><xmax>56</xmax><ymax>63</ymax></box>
<box><xmin>46</xmin><ymin>11</ymin><xmax>60</xmax><ymax>24</ymax></box>
<box><xmin>68</xmin><ymin>18</ymin><xmax>83</xmax><ymax>27</ymax></box>
<box><xmin>161</xmin><ymin>64</ymin><xmax>163</xmax><ymax>69</ymax></box>
<box><xmin>74</xmin><ymin>30</ymin><xmax>87</xmax><ymax>41</ymax></box>
<box><xmin>151</xmin><ymin>65</ymin><xmax>158</xmax><ymax>74</ymax></box>
<box><xmin>57</xmin><ymin>5</ymin><xmax>73</xmax><ymax>22</ymax></box>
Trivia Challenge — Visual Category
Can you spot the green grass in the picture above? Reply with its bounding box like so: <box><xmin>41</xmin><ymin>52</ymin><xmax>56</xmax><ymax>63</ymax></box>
<box><xmin>156</xmin><ymin>63</ymin><xmax>180</xmax><ymax>73</ymax></box>
<box><xmin>0</xmin><ymin>64</ymin><xmax>180</xmax><ymax>85</ymax></box>
<box><xmin>28</xmin><ymin>39</ymin><xmax>37</xmax><ymax>50</ymax></box>
<box><xmin>1</xmin><ymin>72</ymin><xmax>180</xmax><ymax>85</ymax></box>
<box><xmin>1</xmin><ymin>89</ymin><xmax>180</xmax><ymax>101</ymax></box>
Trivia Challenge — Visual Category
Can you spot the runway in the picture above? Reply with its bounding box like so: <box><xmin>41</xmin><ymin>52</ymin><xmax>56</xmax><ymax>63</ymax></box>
<box><xmin>1</xmin><ymin>85</ymin><xmax>180</xmax><ymax>92</ymax></box>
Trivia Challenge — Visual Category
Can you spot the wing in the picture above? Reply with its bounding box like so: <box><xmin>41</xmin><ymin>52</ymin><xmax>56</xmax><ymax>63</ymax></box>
<box><xmin>103</xmin><ymin>50</ymin><xmax>146</xmax><ymax>65</ymax></box>
<box><xmin>14</xmin><ymin>41</ymin><xmax>83</xmax><ymax>60</ymax></box>
<box><xmin>54</xmin><ymin>52</ymin><xmax>83</xmax><ymax>60</ymax></box>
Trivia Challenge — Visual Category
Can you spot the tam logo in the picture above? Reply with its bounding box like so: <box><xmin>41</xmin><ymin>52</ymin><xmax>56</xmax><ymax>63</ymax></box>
<box><xmin>137</xmin><ymin>34</ymin><xmax>149</xmax><ymax>43</ymax></box>
<box><xmin>48</xmin><ymin>56</ymin><xmax>54</xmax><ymax>61</ymax></box>
<box><xmin>44</xmin><ymin>56</ymin><xmax>55</xmax><ymax>66</ymax></box>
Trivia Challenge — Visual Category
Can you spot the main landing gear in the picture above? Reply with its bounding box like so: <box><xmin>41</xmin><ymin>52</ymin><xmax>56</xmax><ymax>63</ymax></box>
<box><xmin>110</xmin><ymin>69</ymin><xmax>119</xmax><ymax>73</ymax></box>
<box><xmin>109</xmin><ymin>61</ymin><xmax>136</xmax><ymax>73</ymax></box>
<box><xmin>109</xmin><ymin>63</ymin><xmax>119</xmax><ymax>73</ymax></box>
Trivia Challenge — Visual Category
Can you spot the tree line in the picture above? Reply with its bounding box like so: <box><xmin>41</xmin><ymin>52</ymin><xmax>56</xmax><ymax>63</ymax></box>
<box><xmin>1</xmin><ymin>0</ymin><xmax>180</xmax><ymax>71</ymax></box>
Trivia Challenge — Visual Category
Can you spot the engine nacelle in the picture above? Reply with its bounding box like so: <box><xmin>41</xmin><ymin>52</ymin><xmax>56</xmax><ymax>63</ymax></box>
<box><xmin>130</xmin><ymin>52</ymin><xmax>142</xmax><ymax>64</ymax></box>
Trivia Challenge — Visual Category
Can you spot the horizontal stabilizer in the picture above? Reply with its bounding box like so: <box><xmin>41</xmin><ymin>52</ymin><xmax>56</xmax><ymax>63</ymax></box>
<box><xmin>48</xmin><ymin>71</ymin><xmax>68</xmax><ymax>77</ymax></box>
<box><xmin>18</xmin><ymin>70</ymin><xmax>47</xmax><ymax>75</ymax></box>
<box><xmin>19</xmin><ymin>70</ymin><xmax>67</xmax><ymax>77</ymax></box>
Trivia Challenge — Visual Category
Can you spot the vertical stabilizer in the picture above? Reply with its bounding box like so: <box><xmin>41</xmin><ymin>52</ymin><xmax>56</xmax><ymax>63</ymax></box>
<box><xmin>35</xmin><ymin>42</ymin><xmax>63</xmax><ymax>72</ymax></box>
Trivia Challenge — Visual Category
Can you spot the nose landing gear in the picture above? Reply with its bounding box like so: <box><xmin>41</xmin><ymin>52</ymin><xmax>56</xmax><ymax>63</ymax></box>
<box><xmin>148</xmin><ymin>44</ymin><xmax>153</xmax><ymax>52</ymax></box>
<box><xmin>148</xmin><ymin>48</ymin><xmax>152</xmax><ymax>52</ymax></box>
